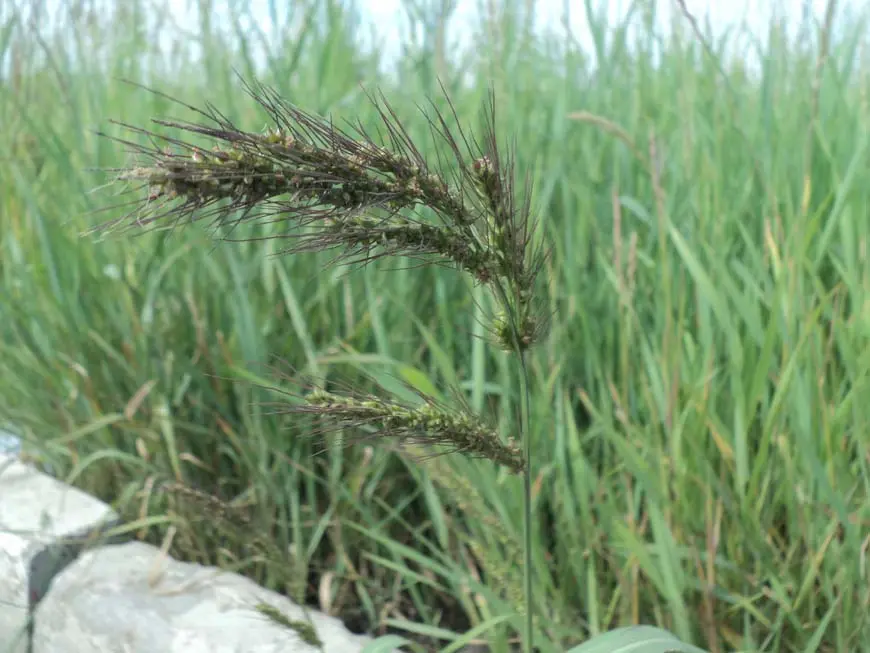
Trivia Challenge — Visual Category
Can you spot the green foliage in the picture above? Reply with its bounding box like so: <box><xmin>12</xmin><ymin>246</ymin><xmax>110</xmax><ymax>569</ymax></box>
<box><xmin>2</xmin><ymin>0</ymin><xmax>869</xmax><ymax>652</ymax></box>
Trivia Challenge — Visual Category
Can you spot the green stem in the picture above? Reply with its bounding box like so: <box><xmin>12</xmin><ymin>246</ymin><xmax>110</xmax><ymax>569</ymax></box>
<box><xmin>493</xmin><ymin>278</ymin><xmax>535</xmax><ymax>652</ymax></box>
<box><xmin>518</xmin><ymin>348</ymin><xmax>534</xmax><ymax>653</ymax></box>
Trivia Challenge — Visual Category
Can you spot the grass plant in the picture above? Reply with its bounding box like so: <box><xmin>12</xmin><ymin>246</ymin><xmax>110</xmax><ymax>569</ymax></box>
<box><xmin>95</xmin><ymin>75</ymin><xmax>549</xmax><ymax>650</ymax></box>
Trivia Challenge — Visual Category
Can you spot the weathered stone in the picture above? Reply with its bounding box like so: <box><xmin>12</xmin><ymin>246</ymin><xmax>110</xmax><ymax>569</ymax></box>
<box><xmin>34</xmin><ymin>541</ymin><xmax>380</xmax><ymax>653</ymax></box>
<box><xmin>0</xmin><ymin>453</ymin><xmax>119</xmax><ymax>653</ymax></box>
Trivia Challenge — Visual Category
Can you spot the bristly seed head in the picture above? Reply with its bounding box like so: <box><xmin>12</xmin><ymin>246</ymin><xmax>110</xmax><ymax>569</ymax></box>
<box><xmin>97</xmin><ymin>78</ymin><xmax>548</xmax><ymax>336</ymax></box>
<box><xmin>98</xmin><ymin>78</ymin><xmax>550</xmax><ymax>456</ymax></box>
<box><xmin>296</xmin><ymin>387</ymin><xmax>525</xmax><ymax>474</ymax></box>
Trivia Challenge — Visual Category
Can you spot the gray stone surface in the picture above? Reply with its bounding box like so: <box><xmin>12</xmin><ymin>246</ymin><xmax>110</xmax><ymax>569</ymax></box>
<box><xmin>34</xmin><ymin>541</ymin><xmax>380</xmax><ymax>653</ymax></box>
<box><xmin>0</xmin><ymin>453</ymin><xmax>119</xmax><ymax>653</ymax></box>
<box><xmin>0</xmin><ymin>529</ymin><xmax>29</xmax><ymax>653</ymax></box>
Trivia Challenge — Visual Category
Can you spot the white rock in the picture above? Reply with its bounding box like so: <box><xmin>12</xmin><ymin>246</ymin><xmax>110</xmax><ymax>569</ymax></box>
<box><xmin>34</xmin><ymin>541</ymin><xmax>380</xmax><ymax>653</ymax></box>
<box><xmin>0</xmin><ymin>453</ymin><xmax>118</xmax><ymax>653</ymax></box>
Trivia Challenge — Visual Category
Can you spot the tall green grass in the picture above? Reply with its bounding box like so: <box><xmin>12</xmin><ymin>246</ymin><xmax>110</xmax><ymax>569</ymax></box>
<box><xmin>2</xmin><ymin>0</ymin><xmax>869</xmax><ymax>651</ymax></box>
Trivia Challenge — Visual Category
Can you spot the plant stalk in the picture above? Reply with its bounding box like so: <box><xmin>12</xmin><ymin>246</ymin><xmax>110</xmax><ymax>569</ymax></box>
<box><xmin>518</xmin><ymin>348</ymin><xmax>533</xmax><ymax>653</ymax></box>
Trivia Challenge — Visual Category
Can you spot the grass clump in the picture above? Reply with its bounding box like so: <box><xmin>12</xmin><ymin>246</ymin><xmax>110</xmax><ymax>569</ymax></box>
<box><xmin>2</xmin><ymin>0</ymin><xmax>870</xmax><ymax>652</ymax></box>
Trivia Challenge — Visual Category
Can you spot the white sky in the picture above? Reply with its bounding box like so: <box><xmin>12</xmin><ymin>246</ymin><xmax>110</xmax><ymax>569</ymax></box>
<box><xmin>159</xmin><ymin>0</ymin><xmax>864</xmax><ymax>76</ymax></box>
<box><xmin>358</xmin><ymin>0</ymin><xmax>839</xmax><ymax>43</ymax></box>
<box><xmin>8</xmin><ymin>0</ymin><xmax>865</xmax><ymax>77</ymax></box>
<box><xmin>179</xmin><ymin>0</ymin><xmax>855</xmax><ymax>52</ymax></box>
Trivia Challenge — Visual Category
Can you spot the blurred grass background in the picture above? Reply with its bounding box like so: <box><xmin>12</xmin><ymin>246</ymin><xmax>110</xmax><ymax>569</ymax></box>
<box><xmin>2</xmin><ymin>0</ymin><xmax>870</xmax><ymax>651</ymax></box>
